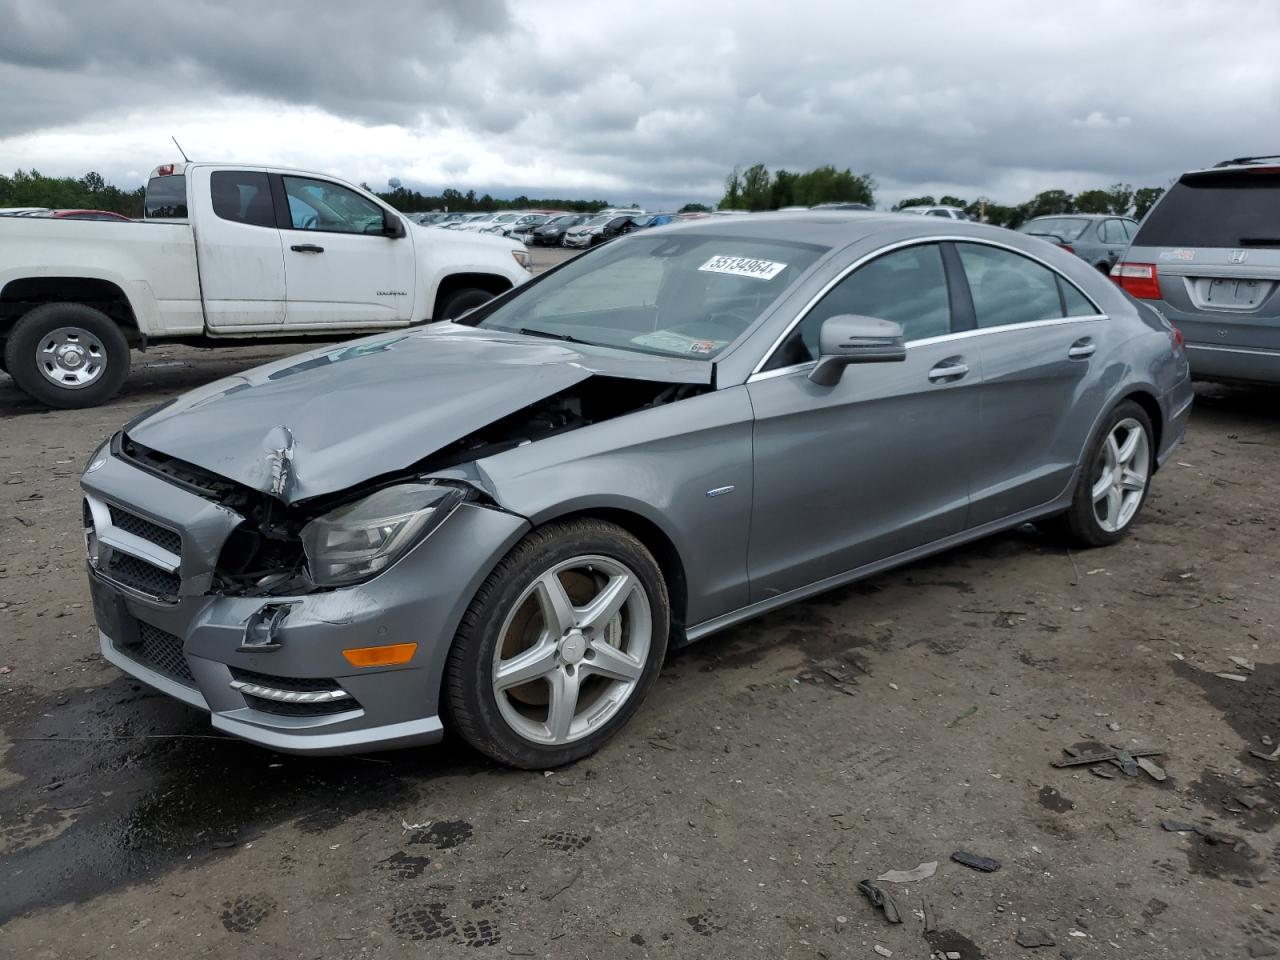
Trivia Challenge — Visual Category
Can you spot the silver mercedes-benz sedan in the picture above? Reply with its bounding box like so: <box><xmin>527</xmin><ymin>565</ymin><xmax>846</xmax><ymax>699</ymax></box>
<box><xmin>81</xmin><ymin>213</ymin><xmax>1193</xmax><ymax>768</ymax></box>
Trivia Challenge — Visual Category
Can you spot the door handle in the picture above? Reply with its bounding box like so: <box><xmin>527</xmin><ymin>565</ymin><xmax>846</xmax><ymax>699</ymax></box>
<box><xmin>290</xmin><ymin>243</ymin><xmax>325</xmax><ymax>253</ymax></box>
<box><xmin>927</xmin><ymin>358</ymin><xmax>969</xmax><ymax>382</ymax></box>
<box><xmin>1068</xmin><ymin>338</ymin><xmax>1096</xmax><ymax>359</ymax></box>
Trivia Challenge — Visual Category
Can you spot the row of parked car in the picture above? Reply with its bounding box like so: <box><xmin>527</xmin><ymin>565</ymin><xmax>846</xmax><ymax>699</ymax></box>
<box><xmin>406</xmin><ymin>209</ymin><xmax>686</xmax><ymax>247</ymax></box>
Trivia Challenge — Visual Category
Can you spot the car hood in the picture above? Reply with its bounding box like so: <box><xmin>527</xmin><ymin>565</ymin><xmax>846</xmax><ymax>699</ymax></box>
<box><xmin>126</xmin><ymin>325</ymin><xmax>713</xmax><ymax>504</ymax></box>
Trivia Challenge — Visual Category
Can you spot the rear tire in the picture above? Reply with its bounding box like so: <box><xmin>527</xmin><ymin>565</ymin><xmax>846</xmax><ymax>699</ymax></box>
<box><xmin>445</xmin><ymin>518</ymin><xmax>670</xmax><ymax>769</ymax></box>
<box><xmin>1038</xmin><ymin>400</ymin><xmax>1154</xmax><ymax>548</ymax></box>
<box><xmin>437</xmin><ymin>287</ymin><xmax>495</xmax><ymax>321</ymax></box>
<box><xmin>4</xmin><ymin>303</ymin><xmax>130</xmax><ymax>408</ymax></box>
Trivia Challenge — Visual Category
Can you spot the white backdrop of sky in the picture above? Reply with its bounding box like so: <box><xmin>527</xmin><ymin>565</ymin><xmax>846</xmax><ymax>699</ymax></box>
<box><xmin>1</xmin><ymin>0</ymin><xmax>1276</xmax><ymax>208</ymax></box>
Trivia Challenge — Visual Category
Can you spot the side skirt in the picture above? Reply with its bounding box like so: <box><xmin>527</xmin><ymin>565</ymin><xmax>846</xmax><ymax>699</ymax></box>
<box><xmin>680</xmin><ymin>492</ymin><xmax>1076</xmax><ymax>646</ymax></box>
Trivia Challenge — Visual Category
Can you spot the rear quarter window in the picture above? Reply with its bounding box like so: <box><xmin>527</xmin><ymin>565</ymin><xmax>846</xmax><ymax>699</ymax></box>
<box><xmin>145</xmin><ymin>175</ymin><xmax>188</xmax><ymax>219</ymax></box>
<box><xmin>1134</xmin><ymin>173</ymin><xmax>1280</xmax><ymax>248</ymax></box>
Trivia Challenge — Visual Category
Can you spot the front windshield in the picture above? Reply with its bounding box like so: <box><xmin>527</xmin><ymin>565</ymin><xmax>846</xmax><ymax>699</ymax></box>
<box><xmin>583</xmin><ymin>214</ymin><xmax>612</xmax><ymax>226</ymax></box>
<box><xmin>468</xmin><ymin>232</ymin><xmax>827</xmax><ymax>360</ymax></box>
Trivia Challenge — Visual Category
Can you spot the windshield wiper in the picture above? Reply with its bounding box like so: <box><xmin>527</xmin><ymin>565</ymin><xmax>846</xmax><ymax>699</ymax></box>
<box><xmin>518</xmin><ymin>326</ymin><xmax>584</xmax><ymax>344</ymax></box>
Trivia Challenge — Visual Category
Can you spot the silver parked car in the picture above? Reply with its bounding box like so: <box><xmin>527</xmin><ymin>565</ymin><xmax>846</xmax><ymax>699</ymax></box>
<box><xmin>1018</xmin><ymin>214</ymin><xmax>1137</xmax><ymax>274</ymax></box>
<box><xmin>81</xmin><ymin>213</ymin><xmax>1192</xmax><ymax>768</ymax></box>
<box><xmin>1114</xmin><ymin>156</ymin><xmax>1280</xmax><ymax>384</ymax></box>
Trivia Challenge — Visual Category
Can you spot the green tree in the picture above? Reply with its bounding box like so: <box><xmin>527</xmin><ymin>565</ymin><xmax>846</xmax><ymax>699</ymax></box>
<box><xmin>679</xmin><ymin>202</ymin><xmax>711</xmax><ymax>213</ymax></box>
<box><xmin>740</xmin><ymin>163</ymin><xmax>772</xmax><ymax>211</ymax></box>
<box><xmin>1106</xmin><ymin>182</ymin><xmax>1133</xmax><ymax>216</ymax></box>
<box><xmin>720</xmin><ymin>167</ymin><xmax>744</xmax><ymax>209</ymax></box>
<box><xmin>770</xmin><ymin>169</ymin><xmax>797</xmax><ymax>209</ymax></box>
<box><xmin>1025</xmin><ymin>189</ymin><xmax>1074</xmax><ymax>218</ymax></box>
<box><xmin>1074</xmin><ymin>189</ymin><xmax>1111</xmax><ymax>214</ymax></box>
<box><xmin>894</xmin><ymin>195</ymin><xmax>936</xmax><ymax>211</ymax></box>
<box><xmin>938</xmin><ymin>195</ymin><xmax>968</xmax><ymax>208</ymax></box>
<box><xmin>1133</xmin><ymin>186</ymin><xmax>1163</xmax><ymax>219</ymax></box>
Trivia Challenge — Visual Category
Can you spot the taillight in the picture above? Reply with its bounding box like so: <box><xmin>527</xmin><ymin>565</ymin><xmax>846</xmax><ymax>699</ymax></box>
<box><xmin>1111</xmin><ymin>262</ymin><xmax>1162</xmax><ymax>300</ymax></box>
<box><xmin>1170</xmin><ymin>325</ymin><xmax>1185</xmax><ymax>352</ymax></box>
<box><xmin>156</xmin><ymin>164</ymin><xmax>175</xmax><ymax>176</ymax></box>
<box><xmin>1060</xmin><ymin>244</ymin><xmax>1074</xmax><ymax>254</ymax></box>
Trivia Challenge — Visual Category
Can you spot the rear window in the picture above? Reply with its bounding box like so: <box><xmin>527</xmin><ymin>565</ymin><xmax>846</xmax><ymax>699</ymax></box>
<box><xmin>145</xmin><ymin>175</ymin><xmax>188</xmax><ymax>219</ymax></box>
<box><xmin>1135</xmin><ymin>172</ymin><xmax>1280</xmax><ymax>248</ymax></box>
<box><xmin>1020</xmin><ymin>217</ymin><xmax>1089</xmax><ymax>242</ymax></box>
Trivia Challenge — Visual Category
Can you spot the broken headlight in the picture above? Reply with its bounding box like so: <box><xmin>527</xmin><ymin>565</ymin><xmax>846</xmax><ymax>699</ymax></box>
<box><xmin>300</xmin><ymin>483</ymin><xmax>465</xmax><ymax>587</ymax></box>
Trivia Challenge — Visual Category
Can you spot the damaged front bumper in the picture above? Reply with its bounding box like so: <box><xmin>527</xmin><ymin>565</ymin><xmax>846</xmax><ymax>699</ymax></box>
<box><xmin>82</xmin><ymin>447</ymin><xmax>530</xmax><ymax>755</ymax></box>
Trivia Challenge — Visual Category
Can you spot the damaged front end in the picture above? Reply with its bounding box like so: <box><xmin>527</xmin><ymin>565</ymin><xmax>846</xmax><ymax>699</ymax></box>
<box><xmin>119</xmin><ymin>374</ymin><xmax>706</xmax><ymax>599</ymax></box>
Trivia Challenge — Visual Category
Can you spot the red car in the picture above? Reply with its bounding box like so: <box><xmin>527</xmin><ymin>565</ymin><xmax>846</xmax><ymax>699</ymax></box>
<box><xmin>49</xmin><ymin>209</ymin><xmax>132</xmax><ymax>221</ymax></box>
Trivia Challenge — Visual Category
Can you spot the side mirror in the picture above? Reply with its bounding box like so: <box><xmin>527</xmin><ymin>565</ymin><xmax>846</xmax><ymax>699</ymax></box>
<box><xmin>808</xmin><ymin>314</ymin><xmax>907</xmax><ymax>386</ymax></box>
<box><xmin>383</xmin><ymin>209</ymin><xmax>407</xmax><ymax>239</ymax></box>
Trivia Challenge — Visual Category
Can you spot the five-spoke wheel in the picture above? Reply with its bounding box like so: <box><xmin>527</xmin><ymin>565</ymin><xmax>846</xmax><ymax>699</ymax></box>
<box><xmin>446</xmin><ymin>519</ymin><xmax>669</xmax><ymax>768</ymax></box>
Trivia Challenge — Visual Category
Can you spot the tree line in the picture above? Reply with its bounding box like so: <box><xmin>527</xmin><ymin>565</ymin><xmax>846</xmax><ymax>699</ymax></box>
<box><xmin>0</xmin><ymin>169</ymin><xmax>146</xmax><ymax>217</ymax></box>
<box><xmin>718</xmin><ymin>162</ymin><xmax>1166</xmax><ymax>226</ymax></box>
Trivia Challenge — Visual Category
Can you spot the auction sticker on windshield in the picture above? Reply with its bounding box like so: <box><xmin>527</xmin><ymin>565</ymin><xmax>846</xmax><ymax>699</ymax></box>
<box><xmin>699</xmin><ymin>255</ymin><xmax>787</xmax><ymax>280</ymax></box>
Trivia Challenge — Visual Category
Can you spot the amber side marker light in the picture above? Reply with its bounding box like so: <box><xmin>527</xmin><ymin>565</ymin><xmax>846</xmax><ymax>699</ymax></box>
<box><xmin>343</xmin><ymin>643</ymin><xmax>418</xmax><ymax>668</ymax></box>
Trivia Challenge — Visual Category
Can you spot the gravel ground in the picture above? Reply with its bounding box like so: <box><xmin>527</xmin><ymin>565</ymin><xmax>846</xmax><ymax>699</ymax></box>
<box><xmin>0</xmin><ymin>248</ymin><xmax>1278</xmax><ymax>958</ymax></box>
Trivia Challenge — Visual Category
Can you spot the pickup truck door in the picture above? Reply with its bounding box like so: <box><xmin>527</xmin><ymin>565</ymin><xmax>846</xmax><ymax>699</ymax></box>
<box><xmin>195</xmin><ymin>168</ymin><xmax>287</xmax><ymax>329</ymax></box>
<box><xmin>273</xmin><ymin>174</ymin><xmax>417</xmax><ymax>328</ymax></box>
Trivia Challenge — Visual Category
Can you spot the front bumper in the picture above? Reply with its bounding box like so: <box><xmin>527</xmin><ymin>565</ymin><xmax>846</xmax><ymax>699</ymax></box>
<box><xmin>563</xmin><ymin>234</ymin><xmax>592</xmax><ymax>248</ymax></box>
<box><xmin>81</xmin><ymin>449</ymin><xmax>530</xmax><ymax>755</ymax></box>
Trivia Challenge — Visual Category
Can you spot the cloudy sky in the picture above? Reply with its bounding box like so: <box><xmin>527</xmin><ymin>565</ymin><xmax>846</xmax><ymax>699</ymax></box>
<box><xmin>2</xmin><ymin>0</ymin><xmax>1277</xmax><ymax>209</ymax></box>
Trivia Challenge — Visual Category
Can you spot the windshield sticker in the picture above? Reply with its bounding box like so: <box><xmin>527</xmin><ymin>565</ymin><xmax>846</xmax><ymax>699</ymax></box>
<box><xmin>1159</xmin><ymin>248</ymin><xmax>1195</xmax><ymax>261</ymax></box>
<box><xmin>632</xmin><ymin>330</ymin><xmax>728</xmax><ymax>355</ymax></box>
<box><xmin>698</xmin><ymin>255</ymin><xmax>788</xmax><ymax>280</ymax></box>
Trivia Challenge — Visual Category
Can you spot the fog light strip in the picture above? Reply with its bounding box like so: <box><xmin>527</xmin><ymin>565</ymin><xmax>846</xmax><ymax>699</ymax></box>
<box><xmin>228</xmin><ymin>680</ymin><xmax>352</xmax><ymax>704</ymax></box>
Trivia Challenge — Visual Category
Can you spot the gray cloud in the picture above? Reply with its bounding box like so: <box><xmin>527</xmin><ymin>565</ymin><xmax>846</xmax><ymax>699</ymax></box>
<box><xmin>2</xmin><ymin>0</ymin><xmax>1278</xmax><ymax>206</ymax></box>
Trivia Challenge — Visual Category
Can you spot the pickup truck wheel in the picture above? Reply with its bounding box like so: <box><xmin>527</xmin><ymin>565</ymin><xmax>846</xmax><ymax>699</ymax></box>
<box><xmin>438</xmin><ymin>287</ymin><xmax>495</xmax><ymax>321</ymax></box>
<box><xmin>4</xmin><ymin>303</ymin><xmax>130</xmax><ymax>409</ymax></box>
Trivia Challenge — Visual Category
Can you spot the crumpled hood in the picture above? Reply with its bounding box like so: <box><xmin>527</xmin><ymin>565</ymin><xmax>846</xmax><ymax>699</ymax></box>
<box><xmin>126</xmin><ymin>325</ymin><xmax>711</xmax><ymax>504</ymax></box>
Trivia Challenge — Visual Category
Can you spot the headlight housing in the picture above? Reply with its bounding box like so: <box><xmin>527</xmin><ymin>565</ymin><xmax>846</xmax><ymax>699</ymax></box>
<box><xmin>511</xmin><ymin>249</ymin><xmax>533</xmax><ymax>271</ymax></box>
<box><xmin>300</xmin><ymin>483</ymin><xmax>465</xmax><ymax>587</ymax></box>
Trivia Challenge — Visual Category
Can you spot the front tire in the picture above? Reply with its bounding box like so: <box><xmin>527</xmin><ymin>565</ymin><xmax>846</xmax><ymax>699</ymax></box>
<box><xmin>4</xmin><ymin>303</ymin><xmax>130</xmax><ymax>408</ymax></box>
<box><xmin>437</xmin><ymin>287</ymin><xmax>496</xmax><ymax>321</ymax></box>
<box><xmin>445</xmin><ymin>518</ymin><xmax>670</xmax><ymax>769</ymax></box>
<box><xmin>1039</xmin><ymin>400</ymin><xmax>1154</xmax><ymax>547</ymax></box>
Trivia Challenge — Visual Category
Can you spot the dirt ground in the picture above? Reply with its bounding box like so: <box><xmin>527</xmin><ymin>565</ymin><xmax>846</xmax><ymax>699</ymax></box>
<box><xmin>1</xmin><ymin>248</ymin><xmax>1278</xmax><ymax>958</ymax></box>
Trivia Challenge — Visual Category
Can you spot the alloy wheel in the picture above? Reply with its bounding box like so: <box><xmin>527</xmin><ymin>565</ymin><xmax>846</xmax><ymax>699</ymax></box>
<box><xmin>1091</xmin><ymin>417</ymin><xmax>1150</xmax><ymax>533</ymax></box>
<box><xmin>492</xmin><ymin>554</ymin><xmax>651</xmax><ymax>746</ymax></box>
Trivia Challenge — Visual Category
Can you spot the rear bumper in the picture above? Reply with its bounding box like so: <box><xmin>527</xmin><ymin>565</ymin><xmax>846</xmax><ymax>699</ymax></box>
<box><xmin>1185</xmin><ymin>342</ymin><xmax>1280</xmax><ymax>385</ymax></box>
<box><xmin>1157</xmin><ymin>377</ymin><xmax>1194</xmax><ymax>468</ymax></box>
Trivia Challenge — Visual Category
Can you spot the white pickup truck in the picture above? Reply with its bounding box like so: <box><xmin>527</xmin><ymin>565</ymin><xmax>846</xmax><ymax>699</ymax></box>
<box><xmin>0</xmin><ymin>162</ymin><xmax>533</xmax><ymax>408</ymax></box>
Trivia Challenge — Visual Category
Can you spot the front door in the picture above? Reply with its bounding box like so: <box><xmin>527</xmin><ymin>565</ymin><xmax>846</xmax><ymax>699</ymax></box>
<box><xmin>276</xmin><ymin>174</ymin><xmax>417</xmax><ymax>329</ymax></box>
<box><xmin>746</xmin><ymin>242</ymin><xmax>979</xmax><ymax>599</ymax></box>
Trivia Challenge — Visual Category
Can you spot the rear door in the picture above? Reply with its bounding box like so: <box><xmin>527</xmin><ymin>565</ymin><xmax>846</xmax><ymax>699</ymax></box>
<box><xmin>956</xmin><ymin>241</ymin><xmax>1110</xmax><ymax>525</ymax></box>
<box><xmin>1127</xmin><ymin>171</ymin><xmax>1280</xmax><ymax>362</ymax></box>
<box><xmin>193</xmin><ymin>168</ymin><xmax>286</xmax><ymax>330</ymax></box>
<box><xmin>274</xmin><ymin>174</ymin><xmax>417</xmax><ymax>329</ymax></box>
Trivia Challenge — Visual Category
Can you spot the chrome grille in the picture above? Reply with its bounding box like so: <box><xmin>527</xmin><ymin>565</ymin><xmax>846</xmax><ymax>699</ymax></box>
<box><xmin>84</xmin><ymin>495</ymin><xmax>183</xmax><ymax>602</ymax></box>
<box><xmin>107</xmin><ymin>505</ymin><xmax>182</xmax><ymax>555</ymax></box>
<box><xmin>106</xmin><ymin>553</ymin><xmax>181</xmax><ymax>598</ymax></box>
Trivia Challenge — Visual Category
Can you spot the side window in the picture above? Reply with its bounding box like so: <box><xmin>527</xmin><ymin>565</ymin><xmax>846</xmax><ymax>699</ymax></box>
<box><xmin>281</xmin><ymin>176</ymin><xmax>386</xmax><ymax>234</ymax></box>
<box><xmin>926</xmin><ymin>208</ymin><xmax>951</xmax><ymax>217</ymax></box>
<box><xmin>1121</xmin><ymin>219</ymin><xmax>1138</xmax><ymax>240</ymax></box>
<box><xmin>1102</xmin><ymin>219</ymin><xmax>1126</xmax><ymax>244</ymax></box>
<box><xmin>772</xmin><ymin>243</ymin><xmax>951</xmax><ymax>367</ymax></box>
<box><xmin>957</xmin><ymin>243</ymin><xmax>1063</xmax><ymax>328</ymax></box>
<box><xmin>1059</xmin><ymin>276</ymin><xmax>1099</xmax><ymax>317</ymax></box>
<box><xmin>210</xmin><ymin>171</ymin><xmax>274</xmax><ymax>227</ymax></box>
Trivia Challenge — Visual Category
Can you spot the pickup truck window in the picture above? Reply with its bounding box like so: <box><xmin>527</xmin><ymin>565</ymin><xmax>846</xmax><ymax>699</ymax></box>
<box><xmin>211</xmin><ymin>171</ymin><xmax>275</xmax><ymax>227</ymax></box>
<box><xmin>282</xmin><ymin>176</ymin><xmax>385</xmax><ymax>235</ymax></box>
<box><xmin>145</xmin><ymin>175</ymin><xmax>188</xmax><ymax>219</ymax></box>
